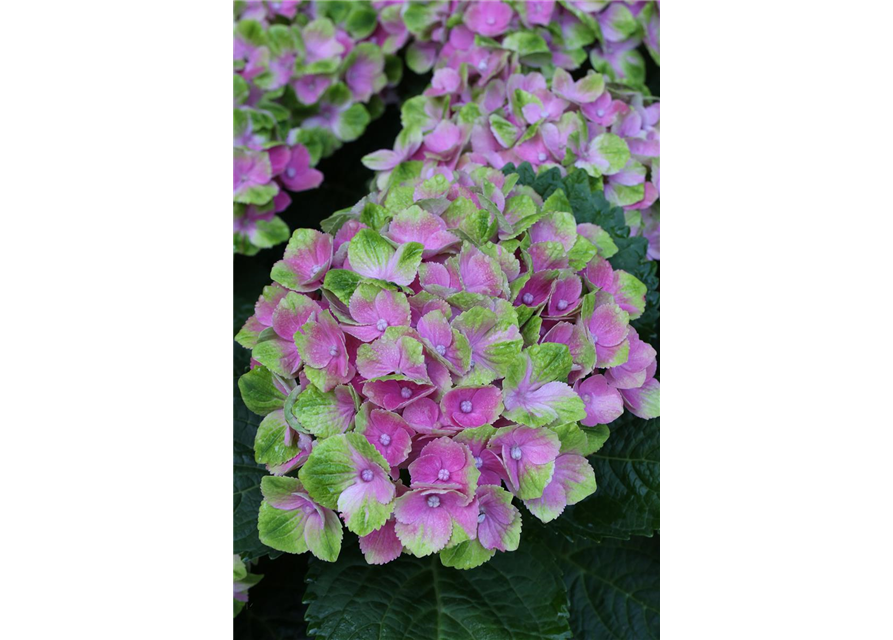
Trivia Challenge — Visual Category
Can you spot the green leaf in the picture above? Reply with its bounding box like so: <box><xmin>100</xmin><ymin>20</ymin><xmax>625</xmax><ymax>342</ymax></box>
<box><xmin>552</xmin><ymin>415</ymin><xmax>660</xmax><ymax>542</ymax></box>
<box><xmin>304</xmin><ymin>542</ymin><xmax>573</xmax><ymax>639</ymax></box>
<box><xmin>234</xmin><ymin>352</ymin><xmax>277</xmax><ymax>561</ymax></box>
<box><xmin>556</xmin><ymin>535</ymin><xmax>659</xmax><ymax>639</ymax></box>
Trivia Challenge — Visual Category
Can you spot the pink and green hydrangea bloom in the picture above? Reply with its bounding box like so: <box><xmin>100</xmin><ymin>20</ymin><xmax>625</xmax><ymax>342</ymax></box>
<box><xmin>257</xmin><ymin>475</ymin><xmax>343</xmax><ymax>561</ymax></box>
<box><xmin>238</xmin><ymin>156</ymin><xmax>658</xmax><ymax>569</ymax></box>
<box><xmin>233</xmin><ymin>5</ymin><xmax>405</xmax><ymax>254</ymax></box>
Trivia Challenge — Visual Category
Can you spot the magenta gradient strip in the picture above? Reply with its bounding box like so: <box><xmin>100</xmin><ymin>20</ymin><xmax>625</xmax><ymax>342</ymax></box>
<box><xmin>660</xmin><ymin>482</ymin><xmax>893</xmax><ymax>500</ymax></box>
<box><xmin>660</xmin><ymin>503</ymin><xmax>893</xmax><ymax>528</ymax></box>
<box><xmin>660</xmin><ymin>532</ymin><xmax>893</xmax><ymax>567</ymax></box>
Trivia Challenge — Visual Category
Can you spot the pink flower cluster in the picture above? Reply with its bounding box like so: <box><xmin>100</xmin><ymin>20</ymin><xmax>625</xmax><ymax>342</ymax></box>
<box><xmin>365</xmin><ymin>61</ymin><xmax>660</xmax><ymax>259</ymax></box>
<box><xmin>233</xmin><ymin>1</ymin><xmax>403</xmax><ymax>253</ymax></box>
<box><xmin>399</xmin><ymin>0</ymin><xmax>659</xmax><ymax>84</ymax></box>
<box><xmin>237</xmin><ymin>168</ymin><xmax>659</xmax><ymax>568</ymax></box>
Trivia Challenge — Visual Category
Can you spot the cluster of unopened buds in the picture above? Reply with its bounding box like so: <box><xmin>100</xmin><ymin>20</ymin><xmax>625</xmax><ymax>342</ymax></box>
<box><xmin>237</xmin><ymin>166</ymin><xmax>659</xmax><ymax>568</ymax></box>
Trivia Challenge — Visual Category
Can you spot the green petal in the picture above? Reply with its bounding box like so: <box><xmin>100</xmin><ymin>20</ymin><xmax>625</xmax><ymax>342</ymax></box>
<box><xmin>254</xmin><ymin>410</ymin><xmax>301</xmax><ymax>465</ymax></box>
<box><xmin>238</xmin><ymin>366</ymin><xmax>286</xmax><ymax>416</ymax></box>
<box><xmin>440</xmin><ymin>539</ymin><xmax>495</xmax><ymax>570</ymax></box>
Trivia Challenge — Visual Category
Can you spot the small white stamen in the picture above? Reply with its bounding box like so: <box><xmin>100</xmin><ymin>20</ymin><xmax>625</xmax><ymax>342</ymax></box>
<box><xmin>583</xmin><ymin>394</ymin><xmax>592</xmax><ymax>403</ymax></box>
<box><xmin>474</xmin><ymin>456</ymin><xmax>483</xmax><ymax>469</ymax></box>
<box><xmin>597</xmin><ymin>109</ymin><xmax>605</xmax><ymax>117</ymax></box>
<box><xmin>361</xmin><ymin>469</ymin><xmax>374</xmax><ymax>482</ymax></box>
<box><xmin>477</xmin><ymin>512</ymin><xmax>486</xmax><ymax>523</ymax></box>
<box><xmin>376</xmin><ymin>319</ymin><xmax>388</xmax><ymax>331</ymax></box>
<box><xmin>427</xmin><ymin>495</ymin><xmax>441</xmax><ymax>508</ymax></box>
<box><xmin>522</xmin><ymin>293</ymin><xmax>534</xmax><ymax>305</ymax></box>
<box><xmin>510</xmin><ymin>446</ymin><xmax>522</xmax><ymax>461</ymax></box>
<box><xmin>460</xmin><ymin>400</ymin><xmax>473</xmax><ymax>414</ymax></box>
<box><xmin>538</xmin><ymin>152</ymin><xmax>547</xmax><ymax>162</ymax></box>
<box><xmin>329</xmin><ymin>346</ymin><xmax>338</xmax><ymax>356</ymax></box>
<box><xmin>401</xmin><ymin>387</ymin><xmax>412</xmax><ymax>399</ymax></box>
<box><xmin>478</xmin><ymin>60</ymin><xmax>488</xmax><ymax>71</ymax></box>
<box><xmin>379</xmin><ymin>433</ymin><xmax>391</xmax><ymax>446</ymax></box>
<box><xmin>286</xmin><ymin>167</ymin><xmax>296</xmax><ymax>178</ymax></box>
<box><xmin>487</xmin><ymin>17</ymin><xmax>495</xmax><ymax>25</ymax></box>
<box><xmin>557</xmin><ymin>299</ymin><xmax>568</xmax><ymax>311</ymax></box>
<box><xmin>435</xmin><ymin>344</ymin><xmax>446</xmax><ymax>355</ymax></box>
<box><xmin>437</xmin><ymin>468</ymin><xmax>450</xmax><ymax>481</ymax></box>
<box><xmin>309</xmin><ymin>264</ymin><xmax>322</xmax><ymax>277</ymax></box>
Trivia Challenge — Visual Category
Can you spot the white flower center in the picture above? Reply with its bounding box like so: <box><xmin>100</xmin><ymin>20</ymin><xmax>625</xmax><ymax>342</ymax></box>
<box><xmin>460</xmin><ymin>400</ymin><xmax>473</xmax><ymax>414</ymax></box>
<box><xmin>435</xmin><ymin>344</ymin><xmax>446</xmax><ymax>355</ymax></box>
<box><xmin>438</xmin><ymin>468</ymin><xmax>451</xmax><ymax>481</ymax></box>
<box><xmin>557</xmin><ymin>299</ymin><xmax>568</xmax><ymax>311</ymax></box>
<box><xmin>538</xmin><ymin>152</ymin><xmax>547</xmax><ymax>161</ymax></box>
<box><xmin>376</xmin><ymin>318</ymin><xmax>388</xmax><ymax>331</ymax></box>
<box><xmin>474</xmin><ymin>455</ymin><xmax>483</xmax><ymax>468</ymax></box>
<box><xmin>329</xmin><ymin>346</ymin><xmax>339</xmax><ymax>357</ymax></box>
<box><xmin>379</xmin><ymin>433</ymin><xmax>391</xmax><ymax>446</ymax></box>
<box><xmin>583</xmin><ymin>394</ymin><xmax>592</xmax><ymax>403</ymax></box>
<box><xmin>510</xmin><ymin>445</ymin><xmax>522</xmax><ymax>461</ymax></box>
<box><xmin>522</xmin><ymin>293</ymin><xmax>534</xmax><ymax>305</ymax></box>
<box><xmin>286</xmin><ymin>167</ymin><xmax>296</xmax><ymax>178</ymax></box>
<box><xmin>487</xmin><ymin>17</ymin><xmax>496</xmax><ymax>25</ymax></box>
<box><xmin>401</xmin><ymin>387</ymin><xmax>412</xmax><ymax>399</ymax></box>
<box><xmin>309</xmin><ymin>264</ymin><xmax>322</xmax><ymax>277</ymax></box>
<box><xmin>477</xmin><ymin>512</ymin><xmax>486</xmax><ymax>523</ymax></box>
<box><xmin>597</xmin><ymin>109</ymin><xmax>605</xmax><ymax>117</ymax></box>
<box><xmin>478</xmin><ymin>60</ymin><xmax>488</xmax><ymax>71</ymax></box>
<box><xmin>361</xmin><ymin>469</ymin><xmax>374</xmax><ymax>482</ymax></box>
<box><xmin>427</xmin><ymin>495</ymin><xmax>441</xmax><ymax>508</ymax></box>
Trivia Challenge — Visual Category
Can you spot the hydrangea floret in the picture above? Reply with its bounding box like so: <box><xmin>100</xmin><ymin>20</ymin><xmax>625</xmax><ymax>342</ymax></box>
<box><xmin>233</xmin><ymin>554</ymin><xmax>262</xmax><ymax>617</ymax></box>
<box><xmin>237</xmin><ymin>168</ymin><xmax>659</xmax><ymax>569</ymax></box>
<box><xmin>233</xmin><ymin>1</ymin><xmax>403</xmax><ymax>254</ymax></box>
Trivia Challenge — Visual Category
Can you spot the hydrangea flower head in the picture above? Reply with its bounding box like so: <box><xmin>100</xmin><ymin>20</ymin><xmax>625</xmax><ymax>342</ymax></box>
<box><xmin>240</xmin><ymin>151</ymin><xmax>658</xmax><ymax>571</ymax></box>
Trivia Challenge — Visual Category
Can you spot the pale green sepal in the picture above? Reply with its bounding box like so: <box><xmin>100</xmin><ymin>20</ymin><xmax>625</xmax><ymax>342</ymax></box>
<box><xmin>440</xmin><ymin>539</ymin><xmax>495</xmax><ymax>570</ymax></box>
<box><xmin>254</xmin><ymin>409</ymin><xmax>301</xmax><ymax>465</ymax></box>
